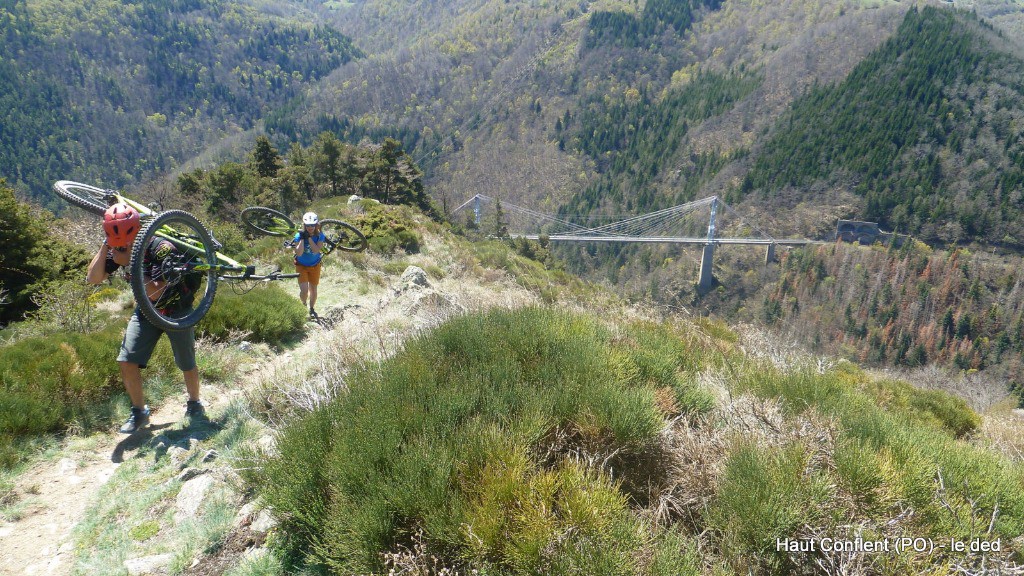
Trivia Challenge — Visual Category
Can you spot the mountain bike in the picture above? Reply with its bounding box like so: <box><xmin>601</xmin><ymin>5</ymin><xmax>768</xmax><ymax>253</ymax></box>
<box><xmin>54</xmin><ymin>180</ymin><xmax>298</xmax><ymax>331</ymax></box>
<box><xmin>240</xmin><ymin>206</ymin><xmax>368</xmax><ymax>254</ymax></box>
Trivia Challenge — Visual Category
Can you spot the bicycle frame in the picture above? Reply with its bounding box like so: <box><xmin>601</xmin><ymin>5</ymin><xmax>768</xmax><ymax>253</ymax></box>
<box><xmin>105</xmin><ymin>191</ymin><xmax>256</xmax><ymax>279</ymax></box>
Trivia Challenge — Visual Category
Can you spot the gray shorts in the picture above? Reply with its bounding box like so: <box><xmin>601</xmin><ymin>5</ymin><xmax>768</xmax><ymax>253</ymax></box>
<box><xmin>117</xmin><ymin>308</ymin><xmax>197</xmax><ymax>371</ymax></box>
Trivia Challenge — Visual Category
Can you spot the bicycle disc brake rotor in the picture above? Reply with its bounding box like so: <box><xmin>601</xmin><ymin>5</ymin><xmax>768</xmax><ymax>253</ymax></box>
<box><xmin>156</xmin><ymin>253</ymin><xmax>190</xmax><ymax>287</ymax></box>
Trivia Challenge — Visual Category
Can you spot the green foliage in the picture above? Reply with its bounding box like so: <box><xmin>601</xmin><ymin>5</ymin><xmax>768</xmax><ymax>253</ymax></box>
<box><xmin>768</xmin><ymin>242</ymin><xmax>1024</xmax><ymax>379</ymax></box>
<box><xmin>730</xmin><ymin>362</ymin><xmax>1024</xmax><ymax>549</ymax></box>
<box><xmin>251</xmin><ymin>135</ymin><xmax>282</xmax><ymax>179</ymax></box>
<box><xmin>129</xmin><ymin>520</ymin><xmax>160</xmax><ymax>542</ymax></box>
<box><xmin>197</xmin><ymin>283</ymin><xmax>306</xmax><ymax>346</ymax></box>
<box><xmin>742</xmin><ymin>7</ymin><xmax>1024</xmax><ymax>246</ymax></box>
<box><xmin>711</xmin><ymin>442</ymin><xmax>831</xmax><ymax>573</ymax></box>
<box><xmin>469</xmin><ymin>240</ymin><xmax>587</xmax><ymax>303</ymax></box>
<box><xmin>0</xmin><ymin>182</ymin><xmax>89</xmax><ymax>324</ymax></box>
<box><xmin>349</xmin><ymin>201</ymin><xmax>422</xmax><ymax>254</ymax></box>
<box><xmin>248</xmin><ymin>308</ymin><xmax>705</xmax><ymax>573</ymax></box>
<box><xmin>738</xmin><ymin>364</ymin><xmax>980</xmax><ymax>438</ymax></box>
<box><xmin>586</xmin><ymin>0</ymin><xmax>723</xmax><ymax>49</ymax></box>
<box><xmin>566</xmin><ymin>71</ymin><xmax>758</xmax><ymax>209</ymax></box>
<box><xmin>0</xmin><ymin>322</ymin><xmax>176</xmax><ymax>469</ymax></box>
<box><xmin>557</xmin><ymin>70</ymin><xmax>758</xmax><ymax>291</ymax></box>
<box><xmin>3</xmin><ymin>0</ymin><xmax>361</xmax><ymax>208</ymax></box>
<box><xmin>360</xmin><ymin>138</ymin><xmax>433</xmax><ymax>215</ymax></box>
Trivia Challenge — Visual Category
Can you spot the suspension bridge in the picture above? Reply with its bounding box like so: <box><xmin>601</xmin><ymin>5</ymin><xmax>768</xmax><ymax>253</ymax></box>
<box><xmin>452</xmin><ymin>194</ymin><xmax>821</xmax><ymax>293</ymax></box>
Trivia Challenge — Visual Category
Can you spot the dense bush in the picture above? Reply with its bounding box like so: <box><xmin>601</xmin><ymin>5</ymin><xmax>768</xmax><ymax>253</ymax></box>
<box><xmin>730</xmin><ymin>361</ymin><xmax>1024</xmax><ymax>558</ymax></box>
<box><xmin>0</xmin><ymin>183</ymin><xmax>89</xmax><ymax>324</ymax></box>
<box><xmin>0</xmin><ymin>323</ymin><xmax>176</xmax><ymax>469</ymax></box>
<box><xmin>348</xmin><ymin>201</ymin><xmax>422</xmax><ymax>254</ymax></box>
<box><xmin>197</xmin><ymin>283</ymin><xmax>307</xmax><ymax>346</ymax></box>
<box><xmin>249</xmin><ymin>307</ymin><xmax>711</xmax><ymax>573</ymax></box>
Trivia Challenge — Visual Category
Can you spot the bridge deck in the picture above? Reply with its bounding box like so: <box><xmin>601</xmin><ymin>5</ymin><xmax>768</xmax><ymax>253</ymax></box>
<box><xmin>516</xmin><ymin>234</ymin><xmax>817</xmax><ymax>246</ymax></box>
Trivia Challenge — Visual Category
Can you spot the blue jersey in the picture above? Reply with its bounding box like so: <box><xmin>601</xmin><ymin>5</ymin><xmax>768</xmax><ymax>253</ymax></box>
<box><xmin>294</xmin><ymin>232</ymin><xmax>326</xmax><ymax>266</ymax></box>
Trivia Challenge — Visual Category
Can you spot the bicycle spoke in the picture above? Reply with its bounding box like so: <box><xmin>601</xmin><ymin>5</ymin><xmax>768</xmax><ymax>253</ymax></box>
<box><xmin>53</xmin><ymin>180</ymin><xmax>115</xmax><ymax>215</ymax></box>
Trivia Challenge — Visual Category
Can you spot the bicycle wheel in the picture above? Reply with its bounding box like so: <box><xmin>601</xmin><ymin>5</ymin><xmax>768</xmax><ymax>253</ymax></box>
<box><xmin>53</xmin><ymin>180</ymin><xmax>116</xmax><ymax>215</ymax></box>
<box><xmin>320</xmin><ymin>219</ymin><xmax>367</xmax><ymax>254</ymax></box>
<box><xmin>240</xmin><ymin>207</ymin><xmax>294</xmax><ymax>237</ymax></box>
<box><xmin>130</xmin><ymin>210</ymin><xmax>218</xmax><ymax>331</ymax></box>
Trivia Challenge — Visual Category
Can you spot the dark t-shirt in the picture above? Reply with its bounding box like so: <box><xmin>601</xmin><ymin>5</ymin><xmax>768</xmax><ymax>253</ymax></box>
<box><xmin>105</xmin><ymin>238</ymin><xmax>200</xmax><ymax>310</ymax></box>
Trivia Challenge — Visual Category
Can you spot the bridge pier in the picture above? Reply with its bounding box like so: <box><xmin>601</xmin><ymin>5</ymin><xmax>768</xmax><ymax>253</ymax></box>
<box><xmin>698</xmin><ymin>243</ymin><xmax>716</xmax><ymax>294</ymax></box>
<box><xmin>765</xmin><ymin>243</ymin><xmax>776</xmax><ymax>264</ymax></box>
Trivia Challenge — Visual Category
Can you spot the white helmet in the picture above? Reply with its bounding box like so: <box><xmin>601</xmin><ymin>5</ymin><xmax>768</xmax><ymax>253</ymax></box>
<box><xmin>302</xmin><ymin>212</ymin><xmax>319</xmax><ymax>226</ymax></box>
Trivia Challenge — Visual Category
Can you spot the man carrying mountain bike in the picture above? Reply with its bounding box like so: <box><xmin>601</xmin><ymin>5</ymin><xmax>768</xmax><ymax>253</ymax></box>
<box><xmin>86</xmin><ymin>203</ymin><xmax>206</xmax><ymax>433</ymax></box>
<box><xmin>293</xmin><ymin>211</ymin><xmax>326</xmax><ymax>318</ymax></box>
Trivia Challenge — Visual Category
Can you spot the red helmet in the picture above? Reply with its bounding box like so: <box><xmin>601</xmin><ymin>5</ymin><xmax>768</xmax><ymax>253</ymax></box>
<box><xmin>103</xmin><ymin>203</ymin><xmax>141</xmax><ymax>248</ymax></box>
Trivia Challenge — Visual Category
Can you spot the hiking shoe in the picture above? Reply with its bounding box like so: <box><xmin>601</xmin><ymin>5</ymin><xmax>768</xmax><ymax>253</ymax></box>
<box><xmin>119</xmin><ymin>406</ymin><xmax>150</xmax><ymax>434</ymax></box>
<box><xmin>185</xmin><ymin>400</ymin><xmax>206</xmax><ymax>418</ymax></box>
<box><xmin>309</xmin><ymin>307</ymin><xmax>318</xmax><ymax>318</ymax></box>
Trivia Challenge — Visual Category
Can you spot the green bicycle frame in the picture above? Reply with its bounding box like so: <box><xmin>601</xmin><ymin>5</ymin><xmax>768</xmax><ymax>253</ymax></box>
<box><xmin>112</xmin><ymin>193</ymin><xmax>248</xmax><ymax>274</ymax></box>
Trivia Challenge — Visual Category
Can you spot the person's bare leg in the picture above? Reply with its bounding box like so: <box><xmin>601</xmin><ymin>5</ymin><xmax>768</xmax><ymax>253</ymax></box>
<box><xmin>309</xmin><ymin>284</ymin><xmax>318</xmax><ymax>310</ymax></box>
<box><xmin>119</xmin><ymin>361</ymin><xmax>145</xmax><ymax>408</ymax></box>
<box><xmin>298</xmin><ymin>282</ymin><xmax>309</xmax><ymax>306</ymax></box>
<box><xmin>183</xmin><ymin>368</ymin><xmax>200</xmax><ymax>402</ymax></box>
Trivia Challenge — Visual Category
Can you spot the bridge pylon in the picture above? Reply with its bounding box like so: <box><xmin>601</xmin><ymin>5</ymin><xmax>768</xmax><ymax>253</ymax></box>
<box><xmin>697</xmin><ymin>197</ymin><xmax>718</xmax><ymax>294</ymax></box>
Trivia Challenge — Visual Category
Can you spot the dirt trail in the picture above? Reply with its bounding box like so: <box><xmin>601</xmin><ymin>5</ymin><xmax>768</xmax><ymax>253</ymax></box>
<box><xmin>0</xmin><ymin>397</ymin><xmax>224</xmax><ymax>576</ymax></box>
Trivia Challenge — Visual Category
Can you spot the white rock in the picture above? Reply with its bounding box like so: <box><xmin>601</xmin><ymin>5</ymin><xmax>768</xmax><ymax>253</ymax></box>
<box><xmin>175</xmin><ymin>475</ymin><xmax>215</xmax><ymax>519</ymax></box>
<box><xmin>234</xmin><ymin>501</ymin><xmax>258</xmax><ymax>527</ymax></box>
<box><xmin>167</xmin><ymin>446</ymin><xmax>189</xmax><ymax>467</ymax></box>
<box><xmin>399</xmin><ymin>266</ymin><xmax>428</xmax><ymax>289</ymax></box>
<box><xmin>124</xmin><ymin>553</ymin><xmax>174</xmax><ymax>575</ymax></box>
<box><xmin>250</xmin><ymin>510</ymin><xmax>277</xmax><ymax>534</ymax></box>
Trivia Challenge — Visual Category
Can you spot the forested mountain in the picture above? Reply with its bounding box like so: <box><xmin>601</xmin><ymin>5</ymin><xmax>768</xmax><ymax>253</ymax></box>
<box><xmin>0</xmin><ymin>0</ymin><xmax>359</xmax><ymax>208</ymax></box>
<box><xmin>741</xmin><ymin>7</ymin><xmax>1024</xmax><ymax>248</ymax></box>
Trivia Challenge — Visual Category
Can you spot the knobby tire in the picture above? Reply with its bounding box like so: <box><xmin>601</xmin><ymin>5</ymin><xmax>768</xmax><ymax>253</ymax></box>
<box><xmin>240</xmin><ymin>206</ymin><xmax>294</xmax><ymax>237</ymax></box>
<box><xmin>320</xmin><ymin>219</ymin><xmax>367</xmax><ymax>253</ymax></box>
<box><xmin>53</xmin><ymin>180</ymin><xmax>113</xmax><ymax>216</ymax></box>
<box><xmin>130</xmin><ymin>210</ymin><xmax>218</xmax><ymax>331</ymax></box>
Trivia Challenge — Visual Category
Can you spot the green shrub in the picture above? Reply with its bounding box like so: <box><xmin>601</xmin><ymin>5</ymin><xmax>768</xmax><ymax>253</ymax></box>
<box><xmin>249</xmin><ymin>307</ymin><xmax>700</xmax><ymax>573</ymax></box>
<box><xmin>197</xmin><ymin>283</ymin><xmax>306</xmax><ymax>346</ymax></box>
<box><xmin>734</xmin><ymin>363</ymin><xmax>1024</xmax><ymax>552</ymax></box>
<box><xmin>349</xmin><ymin>201</ymin><xmax>421</xmax><ymax>254</ymax></box>
<box><xmin>0</xmin><ymin>322</ymin><xmax>177</xmax><ymax>469</ymax></box>
<box><xmin>906</xmin><ymin>388</ymin><xmax>980</xmax><ymax>438</ymax></box>
<box><xmin>710</xmin><ymin>442</ymin><xmax>832</xmax><ymax>573</ymax></box>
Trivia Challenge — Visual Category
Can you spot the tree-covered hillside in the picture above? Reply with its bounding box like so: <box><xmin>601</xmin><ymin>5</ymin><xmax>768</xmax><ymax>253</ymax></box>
<box><xmin>0</xmin><ymin>0</ymin><xmax>359</xmax><ymax>208</ymax></box>
<box><xmin>740</xmin><ymin>6</ymin><xmax>1024</xmax><ymax>248</ymax></box>
<box><xmin>763</xmin><ymin>241</ymin><xmax>1024</xmax><ymax>390</ymax></box>
<box><xmin>585</xmin><ymin>0</ymin><xmax>723</xmax><ymax>49</ymax></box>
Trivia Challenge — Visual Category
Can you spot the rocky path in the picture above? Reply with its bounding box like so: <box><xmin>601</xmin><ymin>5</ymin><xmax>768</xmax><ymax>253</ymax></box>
<box><xmin>0</xmin><ymin>398</ymin><xmax>219</xmax><ymax>575</ymax></box>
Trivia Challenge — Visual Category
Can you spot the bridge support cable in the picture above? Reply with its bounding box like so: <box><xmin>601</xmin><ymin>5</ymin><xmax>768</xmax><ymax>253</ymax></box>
<box><xmin>452</xmin><ymin>193</ymin><xmax>815</xmax><ymax>293</ymax></box>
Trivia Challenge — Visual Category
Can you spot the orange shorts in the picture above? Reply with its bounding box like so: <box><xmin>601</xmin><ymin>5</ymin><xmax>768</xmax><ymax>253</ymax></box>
<box><xmin>295</xmin><ymin>262</ymin><xmax>322</xmax><ymax>285</ymax></box>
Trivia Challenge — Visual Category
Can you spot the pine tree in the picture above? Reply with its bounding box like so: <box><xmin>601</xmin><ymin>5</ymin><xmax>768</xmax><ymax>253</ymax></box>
<box><xmin>252</xmin><ymin>135</ymin><xmax>282</xmax><ymax>178</ymax></box>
